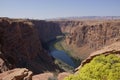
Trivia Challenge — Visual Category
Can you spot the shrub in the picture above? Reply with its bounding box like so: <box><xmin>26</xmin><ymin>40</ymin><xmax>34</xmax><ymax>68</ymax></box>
<box><xmin>64</xmin><ymin>54</ymin><xmax>120</xmax><ymax>80</ymax></box>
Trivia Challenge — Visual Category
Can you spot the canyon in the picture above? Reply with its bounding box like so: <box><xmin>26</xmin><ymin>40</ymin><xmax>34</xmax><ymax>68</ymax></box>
<box><xmin>0</xmin><ymin>17</ymin><xmax>120</xmax><ymax>80</ymax></box>
<box><xmin>56</xmin><ymin>20</ymin><xmax>120</xmax><ymax>59</ymax></box>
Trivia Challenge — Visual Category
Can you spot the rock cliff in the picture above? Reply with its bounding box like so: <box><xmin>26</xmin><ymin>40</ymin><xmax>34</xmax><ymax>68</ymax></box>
<box><xmin>0</xmin><ymin>18</ymin><xmax>62</xmax><ymax>74</ymax></box>
<box><xmin>57</xmin><ymin>20</ymin><xmax>120</xmax><ymax>59</ymax></box>
<box><xmin>32</xmin><ymin>20</ymin><xmax>62</xmax><ymax>43</ymax></box>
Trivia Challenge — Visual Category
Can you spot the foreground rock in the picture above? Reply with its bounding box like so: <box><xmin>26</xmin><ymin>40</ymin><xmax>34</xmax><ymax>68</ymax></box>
<box><xmin>32</xmin><ymin>72</ymin><xmax>71</xmax><ymax>80</ymax></box>
<box><xmin>57</xmin><ymin>72</ymin><xmax>71</xmax><ymax>80</ymax></box>
<box><xmin>0</xmin><ymin>68</ymin><xmax>32</xmax><ymax>80</ymax></box>
<box><xmin>32</xmin><ymin>72</ymin><xmax>54</xmax><ymax>80</ymax></box>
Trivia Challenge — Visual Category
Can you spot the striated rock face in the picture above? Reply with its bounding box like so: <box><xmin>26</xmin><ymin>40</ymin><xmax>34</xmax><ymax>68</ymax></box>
<box><xmin>57</xmin><ymin>20</ymin><xmax>120</xmax><ymax>58</ymax></box>
<box><xmin>32</xmin><ymin>20</ymin><xmax>62</xmax><ymax>43</ymax></box>
<box><xmin>0</xmin><ymin>68</ymin><xmax>32</xmax><ymax>80</ymax></box>
<box><xmin>0</xmin><ymin>18</ymin><xmax>62</xmax><ymax>74</ymax></box>
<box><xmin>56</xmin><ymin>21</ymin><xmax>84</xmax><ymax>33</ymax></box>
<box><xmin>0</xmin><ymin>19</ymin><xmax>42</xmax><ymax>61</ymax></box>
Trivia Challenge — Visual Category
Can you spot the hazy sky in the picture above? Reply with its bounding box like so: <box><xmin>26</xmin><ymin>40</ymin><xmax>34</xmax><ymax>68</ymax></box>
<box><xmin>0</xmin><ymin>0</ymin><xmax>120</xmax><ymax>19</ymax></box>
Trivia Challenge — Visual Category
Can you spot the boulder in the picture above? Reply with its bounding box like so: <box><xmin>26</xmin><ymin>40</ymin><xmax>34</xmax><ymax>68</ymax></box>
<box><xmin>0</xmin><ymin>68</ymin><xmax>32</xmax><ymax>80</ymax></box>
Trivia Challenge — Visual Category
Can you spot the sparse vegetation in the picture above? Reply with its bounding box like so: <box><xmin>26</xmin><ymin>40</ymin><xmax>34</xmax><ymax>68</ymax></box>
<box><xmin>64</xmin><ymin>54</ymin><xmax>120</xmax><ymax>80</ymax></box>
<box><xmin>54</xmin><ymin>59</ymin><xmax>74</xmax><ymax>73</ymax></box>
<box><xmin>54</xmin><ymin>41</ymin><xmax>65</xmax><ymax>51</ymax></box>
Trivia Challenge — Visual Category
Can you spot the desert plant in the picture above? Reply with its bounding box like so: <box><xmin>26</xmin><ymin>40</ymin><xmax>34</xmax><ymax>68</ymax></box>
<box><xmin>64</xmin><ymin>54</ymin><xmax>120</xmax><ymax>80</ymax></box>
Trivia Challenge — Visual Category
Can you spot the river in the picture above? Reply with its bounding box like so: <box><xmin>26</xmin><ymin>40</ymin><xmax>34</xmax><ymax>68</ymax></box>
<box><xmin>49</xmin><ymin>38</ymin><xmax>75</xmax><ymax>68</ymax></box>
<box><xmin>50</xmin><ymin>50</ymin><xmax>75</xmax><ymax>67</ymax></box>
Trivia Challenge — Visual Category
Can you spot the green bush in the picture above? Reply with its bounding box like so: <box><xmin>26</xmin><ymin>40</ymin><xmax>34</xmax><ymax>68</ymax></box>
<box><xmin>64</xmin><ymin>54</ymin><xmax>120</xmax><ymax>80</ymax></box>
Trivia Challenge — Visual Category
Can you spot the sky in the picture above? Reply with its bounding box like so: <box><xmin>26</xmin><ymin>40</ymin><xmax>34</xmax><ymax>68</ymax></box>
<box><xmin>0</xmin><ymin>0</ymin><xmax>120</xmax><ymax>19</ymax></box>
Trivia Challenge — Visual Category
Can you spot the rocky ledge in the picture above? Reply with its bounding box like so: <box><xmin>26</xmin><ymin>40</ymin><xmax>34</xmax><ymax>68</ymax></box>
<box><xmin>0</xmin><ymin>68</ymin><xmax>32</xmax><ymax>80</ymax></box>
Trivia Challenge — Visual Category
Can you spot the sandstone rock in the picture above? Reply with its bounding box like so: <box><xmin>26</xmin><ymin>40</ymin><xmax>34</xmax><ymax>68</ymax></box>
<box><xmin>32</xmin><ymin>72</ymin><xmax>54</xmax><ymax>80</ymax></box>
<box><xmin>0</xmin><ymin>68</ymin><xmax>32</xmax><ymax>80</ymax></box>
<box><xmin>32</xmin><ymin>72</ymin><xmax>71</xmax><ymax>80</ymax></box>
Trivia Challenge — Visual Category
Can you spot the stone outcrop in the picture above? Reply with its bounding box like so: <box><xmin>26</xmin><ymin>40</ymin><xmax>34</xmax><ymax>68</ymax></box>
<box><xmin>0</xmin><ymin>68</ymin><xmax>32</xmax><ymax>80</ymax></box>
<box><xmin>57</xmin><ymin>72</ymin><xmax>71</xmax><ymax>80</ymax></box>
<box><xmin>32</xmin><ymin>72</ymin><xmax>71</xmax><ymax>80</ymax></box>
<box><xmin>32</xmin><ymin>72</ymin><xmax>54</xmax><ymax>80</ymax></box>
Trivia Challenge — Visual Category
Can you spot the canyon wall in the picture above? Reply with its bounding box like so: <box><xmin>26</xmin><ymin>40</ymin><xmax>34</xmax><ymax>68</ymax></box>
<box><xmin>32</xmin><ymin>20</ymin><xmax>62</xmax><ymax>43</ymax></box>
<box><xmin>56</xmin><ymin>20</ymin><xmax>120</xmax><ymax>59</ymax></box>
<box><xmin>0</xmin><ymin>18</ymin><xmax>62</xmax><ymax>74</ymax></box>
